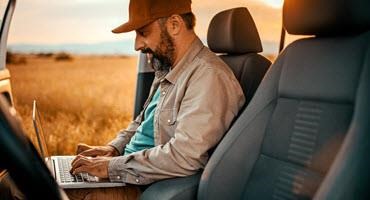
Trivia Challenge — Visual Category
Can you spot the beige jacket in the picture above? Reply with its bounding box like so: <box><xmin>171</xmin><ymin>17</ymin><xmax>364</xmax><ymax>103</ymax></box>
<box><xmin>108</xmin><ymin>38</ymin><xmax>245</xmax><ymax>185</ymax></box>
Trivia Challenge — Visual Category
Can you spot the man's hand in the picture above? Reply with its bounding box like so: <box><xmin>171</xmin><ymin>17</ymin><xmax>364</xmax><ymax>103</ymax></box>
<box><xmin>76</xmin><ymin>143</ymin><xmax>120</xmax><ymax>157</ymax></box>
<box><xmin>70</xmin><ymin>155</ymin><xmax>112</xmax><ymax>178</ymax></box>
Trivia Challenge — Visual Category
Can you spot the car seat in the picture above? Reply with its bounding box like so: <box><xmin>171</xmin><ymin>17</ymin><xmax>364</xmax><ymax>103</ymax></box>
<box><xmin>198</xmin><ymin>0</ymin><xmax>370</xmax><ymax>199</ymax></box>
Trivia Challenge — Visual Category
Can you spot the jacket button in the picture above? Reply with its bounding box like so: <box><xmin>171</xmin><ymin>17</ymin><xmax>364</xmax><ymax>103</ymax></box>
<box><xmin>117</xmin><ymin>176</ymin><xmax>121</xmax><ymax>179</ymax></box>
<box><xmin>135</xmin><ymin>178</ymin><xmax>140</xmax><ymax>183</ymax></box>
<box><xmin>167</xmin><ymin>119</ymin><xmax>171</xmax><ymax>123</ymax></box>
<box><xmin>162</xmin><ymin>91</ymin><xmax>166</xmax><ymax>95</ymax></box>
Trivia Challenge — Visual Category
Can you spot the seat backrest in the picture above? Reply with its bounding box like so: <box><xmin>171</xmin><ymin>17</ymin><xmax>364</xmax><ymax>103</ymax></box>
<box><xmin>207</xmin><ymin>7</ymin><xmax>271</xmax><ymax>105</ymax></box>
<box><xmin>198</xmin><ymin>0</ymin><xmax>370</xmax><ymax>199</ymax></box>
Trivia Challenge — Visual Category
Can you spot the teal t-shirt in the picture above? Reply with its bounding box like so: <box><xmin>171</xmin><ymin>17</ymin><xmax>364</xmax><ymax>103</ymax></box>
<box><xmin>124</xmin><ymin>89</ymin><xmax>160</xmax><ymax>155</ymax></box>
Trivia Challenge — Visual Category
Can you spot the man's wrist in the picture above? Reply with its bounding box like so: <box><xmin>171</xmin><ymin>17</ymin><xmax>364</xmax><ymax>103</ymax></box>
<box><xmin>108</xmin><ymin>145</ymin><xmax>120</xmax><ymax>156</ymax></box>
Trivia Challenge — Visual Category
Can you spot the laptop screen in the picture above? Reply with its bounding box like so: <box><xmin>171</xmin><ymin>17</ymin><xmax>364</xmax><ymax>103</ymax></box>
<box><xmin>32</xmin><ymin>100</ymin><xmax>49</xmax><ymax>158</ymax></box>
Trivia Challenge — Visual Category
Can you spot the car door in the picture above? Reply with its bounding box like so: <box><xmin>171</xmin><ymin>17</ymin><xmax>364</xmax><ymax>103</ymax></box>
<box><xmin>0</xmin><ymin>0</ymin><xmax>13</xmax><ymax>177</ymax></box>
<box><xmin>0</xmin><ymin>0</ymin><xmax>15</xmax><ymax>179</ymax></box>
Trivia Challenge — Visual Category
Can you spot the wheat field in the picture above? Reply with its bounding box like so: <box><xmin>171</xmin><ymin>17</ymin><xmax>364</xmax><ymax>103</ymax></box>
<box><xmin>8</xmin><ymin>54</ymin><xmax>138</xmax><ymax>155</ymax></box>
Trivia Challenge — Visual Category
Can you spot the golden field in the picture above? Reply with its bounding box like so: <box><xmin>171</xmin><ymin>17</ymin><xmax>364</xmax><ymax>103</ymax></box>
<box><xmin>7</xmin><ymin>54</ymin><xmax>138</xmax><ymax>155</ymax></box>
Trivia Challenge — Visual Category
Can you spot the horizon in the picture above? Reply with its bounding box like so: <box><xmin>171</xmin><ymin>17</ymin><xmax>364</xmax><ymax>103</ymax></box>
<box><xmin>8</xmin><ymin>38</ymin><xmax>280</xmax><ymax>56</ymax></box>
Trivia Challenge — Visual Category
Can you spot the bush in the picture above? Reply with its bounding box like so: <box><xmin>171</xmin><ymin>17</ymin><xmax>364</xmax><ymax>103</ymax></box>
<box><xmin>54</xmin><ymin>52</ymin><xmax>73</xmax><ymax>61</ymax></box>
<box><xmin>6</xmin><ymin>51</ymin><xmax>27</xmax><ymax>65</ymax></box>
<box><xmin>37</xmin><ymin>53</ymin><xmax>54</xmax><ymax>58</ymax></box>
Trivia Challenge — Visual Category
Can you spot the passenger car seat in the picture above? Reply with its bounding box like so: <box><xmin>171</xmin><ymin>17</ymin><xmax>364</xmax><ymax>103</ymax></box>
<box><xmin>207</xmin><ymin>7</ymin><xmax>271</xmax><ymax>105</ymax></box>
<box><xmin>141</xmin><ymin>7</ymin><xmax>271</xmax><ymax>200</ymax></box>
<box><xmin>198</xmin><ymin>0</ymin><xmax>370</xmax><ymax>199</ymax></box>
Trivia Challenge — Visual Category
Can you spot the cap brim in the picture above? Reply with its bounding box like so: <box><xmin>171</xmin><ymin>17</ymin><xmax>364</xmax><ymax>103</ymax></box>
<box><xmin>111</xmin><ymin>20</ymin><xmax>154</xmax><ymax>34</ymax></box>
<box><xmin>112</xmin><ymin>22</ymin><xmax>136</xmax><ymax>33</ymax></box>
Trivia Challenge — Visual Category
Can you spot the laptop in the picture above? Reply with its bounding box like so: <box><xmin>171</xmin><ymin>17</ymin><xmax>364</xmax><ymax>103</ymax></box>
<box><xmin>32</xmin><ymin>100</ymin><xmax>126</xmax><ymax>189</ymax></box>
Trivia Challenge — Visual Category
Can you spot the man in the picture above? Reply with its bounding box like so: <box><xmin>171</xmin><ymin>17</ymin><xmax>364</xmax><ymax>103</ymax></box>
<box><xmin>68</xmin><ymin>0</ymin><xmax>245</xmax><ymax>199</ymax></box>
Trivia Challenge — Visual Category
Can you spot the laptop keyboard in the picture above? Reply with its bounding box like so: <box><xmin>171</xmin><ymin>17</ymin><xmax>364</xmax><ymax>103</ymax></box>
<box><xmin>58</xmin><ymin>157</ymin><xmax>98</xmax><ymax>183</ymax></box>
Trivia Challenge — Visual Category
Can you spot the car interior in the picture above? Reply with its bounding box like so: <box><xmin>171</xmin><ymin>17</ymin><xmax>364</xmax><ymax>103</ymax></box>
<box><xmin>0</xmin><ymin>0</ymin><xmax>369</xmax><ymax>199</ymax></box>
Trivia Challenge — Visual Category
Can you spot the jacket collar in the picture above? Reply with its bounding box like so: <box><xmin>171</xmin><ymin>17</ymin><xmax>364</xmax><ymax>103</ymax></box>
<box><xmin>161</xmin><ymin>37</ymin><xmax>204</xmax><ymax>84</ymax></box>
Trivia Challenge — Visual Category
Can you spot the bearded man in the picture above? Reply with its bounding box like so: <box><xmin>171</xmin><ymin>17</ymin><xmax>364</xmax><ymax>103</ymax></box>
<box><xmin>68</xmin><ymin>0</ymin><xmax>245</xmax><ymax>199</ymax></box>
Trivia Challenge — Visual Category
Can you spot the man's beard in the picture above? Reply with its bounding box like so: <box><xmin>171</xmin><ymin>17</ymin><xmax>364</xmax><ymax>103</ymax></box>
<box><xmin>142</xmin><ymin>28</ymin><xmax>175</xmax><ymax>72</ymax></box>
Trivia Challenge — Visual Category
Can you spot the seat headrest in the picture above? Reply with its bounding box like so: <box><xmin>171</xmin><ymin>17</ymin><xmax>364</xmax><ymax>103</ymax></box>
<box><xmin>207</xmin><ymin>7</ymin><xmax>262</xmax><ymax>54</ymax></box>
<box><xmin>283</xmin><ymin>0</ymin><xmax>370</xmax><ymax>36</ymax></box>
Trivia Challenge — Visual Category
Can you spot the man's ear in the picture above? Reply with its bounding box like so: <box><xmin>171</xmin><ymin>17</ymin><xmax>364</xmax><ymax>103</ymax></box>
<box><xmin>166</xmin><ymin>15</ymin><xmax>183</xmax><ymax>36</ymax></box>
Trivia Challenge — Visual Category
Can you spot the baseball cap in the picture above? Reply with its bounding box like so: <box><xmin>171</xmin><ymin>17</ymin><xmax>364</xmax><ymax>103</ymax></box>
<box><xmin>112</xmin><ymin>0</ymin><xmax>192</xmax><ymax>33</ymax></box>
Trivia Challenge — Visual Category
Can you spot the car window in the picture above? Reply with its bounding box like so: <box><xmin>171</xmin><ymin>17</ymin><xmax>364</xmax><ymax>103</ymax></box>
<box><xmin>0</xmin><ymin>0</ymin><xmax>9</xmax><ymax>27</ymax></box>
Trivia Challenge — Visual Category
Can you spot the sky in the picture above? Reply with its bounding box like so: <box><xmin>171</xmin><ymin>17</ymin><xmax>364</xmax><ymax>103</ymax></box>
<box><xmin>7</xmin><ymin>0</ymin><xmax>288</xmax><ymax>54</ymax></box>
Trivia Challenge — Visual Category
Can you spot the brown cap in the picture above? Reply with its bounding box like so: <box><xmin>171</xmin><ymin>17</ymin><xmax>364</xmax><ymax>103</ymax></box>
<box><xmin>112</xmin><ymin>0</ymin><xmax>192</xmax><ymax>34</ymax></box>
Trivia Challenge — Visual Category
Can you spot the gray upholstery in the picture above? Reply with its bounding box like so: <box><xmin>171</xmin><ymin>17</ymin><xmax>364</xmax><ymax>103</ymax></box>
<box><xmin>141</xmin><ymin>7</ymin><xmax>270</xmax><ymax>200</ymax></box>
<box><xmin>283</xmin><ymin>0</ymin><xmax>370</xmax><ymax>36</ymax></box>
<box><xmin>198</xmin><ymin>0</ymin><xmax>370</xmax><ymax>199</ymax></box>
<box><xmin>199</xmin><ymin>30</ymin><xmax>370</xmax><ymax>200</ymax></box>
<box><xmin>314</xmin><ymin>44</ymin><xmax>370</xmax><ymax>200</ymax></box>
<box><xmin>207</xmin><ymin>7</ymin><xmax>262</xmax><ymax>54</ymax></box>
<box><xmin>140</xmin><ymin>173</ymin><xmax>201</xmax><ymax>200</ymax></box>
<box><xmin>221</xmin><ymin>54</ymin><xmax>270</xmax><ymax>104</ymax></box>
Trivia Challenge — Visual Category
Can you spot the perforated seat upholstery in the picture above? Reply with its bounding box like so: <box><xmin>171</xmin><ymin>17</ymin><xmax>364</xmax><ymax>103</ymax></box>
<box><xmin>198</xmin><ymin>0</ymin><xmax>370</xmax><ymax>199</ymax></box>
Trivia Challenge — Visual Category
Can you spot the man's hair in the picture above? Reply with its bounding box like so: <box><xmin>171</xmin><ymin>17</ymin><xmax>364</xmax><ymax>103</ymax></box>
<box><xmin>158</xmin><ymin>12</ymin><xmax>196</xmax><ymax>30</ymax></box>
<box><xmin>180</xmin><ymin>12</ymin><xmax>196</xmax><ymax>30</ymax></box>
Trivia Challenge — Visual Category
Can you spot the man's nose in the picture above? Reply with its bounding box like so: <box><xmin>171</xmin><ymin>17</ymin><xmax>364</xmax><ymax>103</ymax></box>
<box><xmin>135</xmin><ymin>34</ymin><xmax>145</xmax><ymax>51</ymax></box>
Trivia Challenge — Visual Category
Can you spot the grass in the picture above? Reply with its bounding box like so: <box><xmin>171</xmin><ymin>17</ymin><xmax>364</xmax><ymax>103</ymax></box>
<box><xmin>8</xmin><ymin>54</ymin><xmax>137</xmax><ymax>155</ymax></box>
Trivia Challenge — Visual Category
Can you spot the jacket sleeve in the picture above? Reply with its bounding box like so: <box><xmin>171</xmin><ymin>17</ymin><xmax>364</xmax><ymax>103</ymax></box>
<box><xmin>107</xmin><ymin>68</ymin><xmax>245</xmax><ymax>185</ymax></box>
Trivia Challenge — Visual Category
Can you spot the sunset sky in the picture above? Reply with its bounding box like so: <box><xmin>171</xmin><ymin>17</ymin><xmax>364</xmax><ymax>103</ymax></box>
<box><xmin>7</xmin><ymin>0</ymin><xmax>287</xmax><ymax>54</ymax></box>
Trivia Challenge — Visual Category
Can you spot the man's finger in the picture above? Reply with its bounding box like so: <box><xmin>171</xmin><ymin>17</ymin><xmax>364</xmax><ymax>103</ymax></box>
<box><xmin>70</xmin><ymin>156</ymin><xmax>92</xmax><ymax>172</ymax></box>
<box><xmin>71</xmin><ymin>154</ymin><xmax>84</xmax><ymax>167</ymax></box>
<box><xmin>79</xmin><ymin>148</ymin><xmax>99</xmax><ymax>157</ymax></box>
<box><xmin>76</xmin><ymin>143</ymin><xmax>92</xmax><ymax>154</ymax></box>
<box><xmin>72</xmin><ymin>156</ymin><xmax>91</xmax><ymax>168</ymax></box>
<box><xmin>72</xmin><ymin>165</ymin><xmax>91</xmax><ymax>175</ymax></box>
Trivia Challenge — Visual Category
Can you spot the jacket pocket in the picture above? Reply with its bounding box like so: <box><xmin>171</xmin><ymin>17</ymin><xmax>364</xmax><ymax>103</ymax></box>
<box><xmin>159</xmin><ymin>108</ymin><xmax>177</xmax><ymax>126</ymax></box>
<box><xmin>157</xmin><ymin>108</ymin><xmax>178</xmax><ymax>142</ymax></box>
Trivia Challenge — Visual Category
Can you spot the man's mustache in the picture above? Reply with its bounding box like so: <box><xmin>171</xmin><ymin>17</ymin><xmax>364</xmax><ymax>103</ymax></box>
<box><xmin>141</xmin><ymin>48</ymin><xmax>154</xmax><ymax>54</ymax></box>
